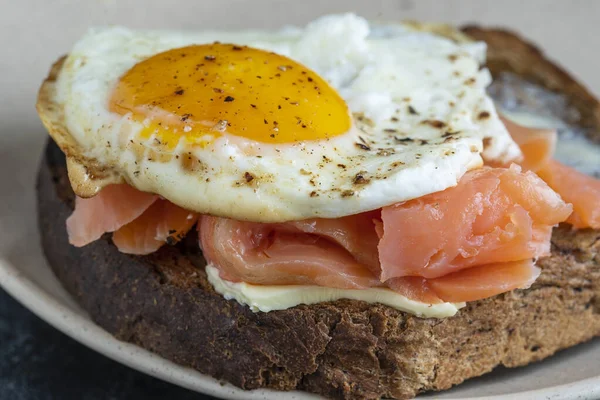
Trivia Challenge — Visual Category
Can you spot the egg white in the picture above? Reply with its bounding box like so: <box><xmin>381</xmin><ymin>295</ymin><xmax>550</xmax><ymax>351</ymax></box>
<box><xmin>46</xmin><ymin>14</ymin><xmax>521</xmax><ymax>222</ymax></box>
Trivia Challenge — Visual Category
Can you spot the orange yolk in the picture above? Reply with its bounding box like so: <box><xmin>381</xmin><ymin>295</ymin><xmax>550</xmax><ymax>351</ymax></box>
<box><xmin>109</xmin><ymin>43</ymin><xmax>351</xmax><ymax>146</ymax></box>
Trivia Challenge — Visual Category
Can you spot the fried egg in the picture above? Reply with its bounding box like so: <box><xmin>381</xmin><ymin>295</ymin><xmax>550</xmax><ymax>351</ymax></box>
<box><xmin>38</xmin><ymin>14</ymin><xmax>520</xmax><ymax>222</ymax></box>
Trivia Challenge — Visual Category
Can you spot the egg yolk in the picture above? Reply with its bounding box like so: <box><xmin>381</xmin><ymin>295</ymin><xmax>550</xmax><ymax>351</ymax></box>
<box><xmin>109</xmin><ymin>43</ymin><xmax>351</xmax><ymax>146</ymax></box>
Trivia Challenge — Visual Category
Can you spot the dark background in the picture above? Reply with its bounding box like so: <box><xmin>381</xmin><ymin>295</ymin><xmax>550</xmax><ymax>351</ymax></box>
<box><xmin>0</xmin><ymin>288</ymin><xmax>215</xmax><ymax>400</ymax></box>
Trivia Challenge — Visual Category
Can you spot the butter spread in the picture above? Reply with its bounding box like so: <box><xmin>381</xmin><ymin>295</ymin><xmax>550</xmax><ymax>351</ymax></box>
<box><xmin>206</xmin><ymin>264</ymin><xmax>465</xmax><ymax>318</ymax></box>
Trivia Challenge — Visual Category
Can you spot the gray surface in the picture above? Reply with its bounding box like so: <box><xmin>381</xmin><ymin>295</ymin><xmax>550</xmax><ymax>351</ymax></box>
<box><xmin>0</xmin><ymin>288</ymin><xmax>214</xmax><ymax>400</ymax></box>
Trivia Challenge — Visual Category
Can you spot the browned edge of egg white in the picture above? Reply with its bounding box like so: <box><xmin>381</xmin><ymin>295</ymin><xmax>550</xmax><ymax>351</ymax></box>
<box><xmin>36</xmin><ymin>56</ymin><xmax>124</xmax><ymax>198</ymax></box>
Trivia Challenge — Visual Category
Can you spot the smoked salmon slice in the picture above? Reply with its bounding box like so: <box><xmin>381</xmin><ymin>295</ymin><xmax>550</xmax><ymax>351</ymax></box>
<box><xmin>378</xmin><ymin>165</ymin><xmax>572</xmax><ymax>280</ymax></box>
<box><xmin>200</xmin><ymin>165</ymin><xmax>561</xmax><ymax>304</ymax></box>
<box><xmin>199</xmin><ymin>215</ymin><xmax>380</xmax><ymax>289</ymax></box>
<box><xmin>67</xmin><ymin>164</ymin><xmax>569</xmax><ymax>305</ymax></box>
<box><xmin>386</xmin><ymin>277</ymin><xmax>444</xmax><ymax>304</ymax></box>
<box><xmin>537</xmin><ymin>160</ymin><xmax>600</xmax><ymax>229</ymax></box>
<box><xmin>282</xmin><ymin>211</ymin><xmax>381</xmax><ymax>272</ymax></box>
<box><xmin>502</xmin><ymin>116</ymin><xmax>600</xmax><ymax>230</ymax></box>
<box><xmin>500</xmin><ymin>116</ymin><xmax>557</xmax><ymax>172</ymax></box>
<box><xmin>112</xmin><ymin>199</ymin><xmax>199</xmax><ymax>255</ymax></box>
<box><xmin>427</xmin><ymin>259</ymin><xmax>540</xmax><ymax>303</ymax></box>
<box><xmin>66</xmin><ymin>184</ymin><xmax>157</xmax><ymax>247</ymax></box>
<box><xmin>387</xmin><ymin>259</ymin><xmax>540</xmax><ymax>304</ymax></box>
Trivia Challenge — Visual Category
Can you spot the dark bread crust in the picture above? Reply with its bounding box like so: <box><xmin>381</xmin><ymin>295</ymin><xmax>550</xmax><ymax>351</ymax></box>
<box><xmin>37</xmin><ymin>29</ymin><xmax>600</xmax><ymax>400</ymax></box>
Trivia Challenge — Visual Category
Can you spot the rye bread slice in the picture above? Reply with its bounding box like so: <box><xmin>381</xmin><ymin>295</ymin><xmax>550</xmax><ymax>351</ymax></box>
<box><xmin>36</xmin><ymin>28</ymin><xmax>600</xmax><ymax>400</ymax></box>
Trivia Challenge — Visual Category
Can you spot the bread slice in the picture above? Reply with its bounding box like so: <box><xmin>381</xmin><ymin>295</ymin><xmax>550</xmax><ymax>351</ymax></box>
<box><xmin>36</xmin><ymin>27</ymin><xmax>600</xmax><ymax>400</ymax></box>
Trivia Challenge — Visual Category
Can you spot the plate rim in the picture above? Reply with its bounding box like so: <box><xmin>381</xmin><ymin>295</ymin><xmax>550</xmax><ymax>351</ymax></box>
<box><xmin>1</xmin><ymin>257</ymin><xmax>599</xmax><ymax>400</ymax></box>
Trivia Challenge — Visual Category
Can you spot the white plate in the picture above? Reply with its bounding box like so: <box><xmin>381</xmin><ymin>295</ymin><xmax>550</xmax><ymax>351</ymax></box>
<box><xmin>1</xmin><ymin>1</ymin><xmax>600</xmax><ymax>399</ymax></box>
